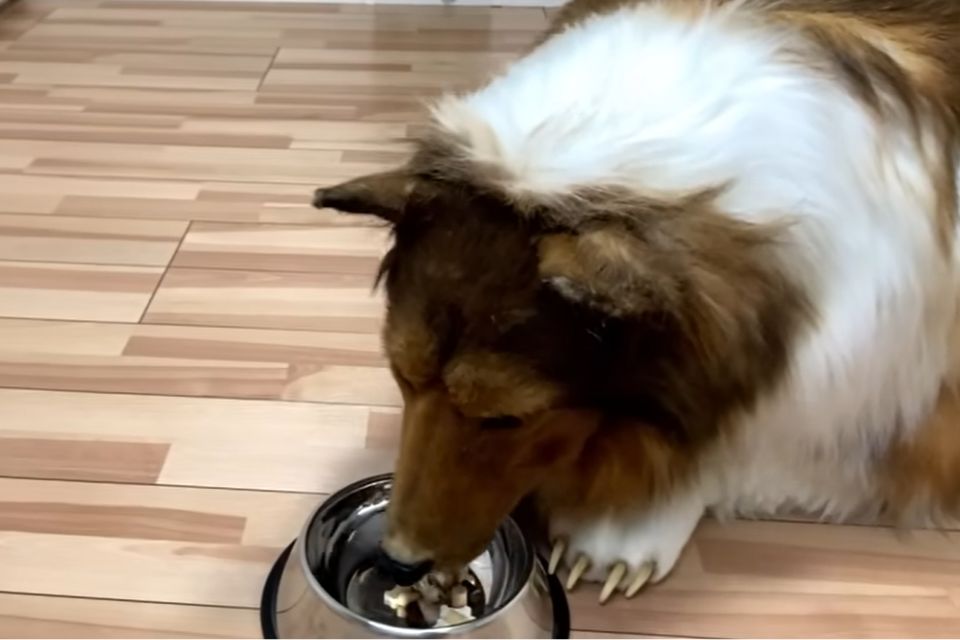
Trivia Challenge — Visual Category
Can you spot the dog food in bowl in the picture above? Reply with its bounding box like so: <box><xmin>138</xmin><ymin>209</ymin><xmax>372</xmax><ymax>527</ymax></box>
<box><xmin>261</xmin><ymin>473</ymin><xmax>570</xmax><ymax>638</ymax></box>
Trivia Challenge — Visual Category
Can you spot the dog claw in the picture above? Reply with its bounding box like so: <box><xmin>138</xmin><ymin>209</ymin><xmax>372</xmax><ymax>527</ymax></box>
<box><xmin>548</xmin><ymin>538</ymin><xmax>566</xmax><ymax>575</ymax></box>
<box><xmin>624</xmin><ymin>562</ymin><xmax>654</xmax><ymax>598</ymax></box>
<box><xmin>599</xmin><ymin>561</ymin><xmax>627</xmax><ymax>604</ymax></box>
<box><xmin>565</xmin><ymin>554</ymin><xmax>591</xmax><ymax>591</ymax></box>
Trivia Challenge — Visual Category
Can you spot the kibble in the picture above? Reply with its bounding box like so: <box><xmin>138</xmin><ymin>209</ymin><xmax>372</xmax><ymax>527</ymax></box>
<box><xmin>383</xmin><ymin>585</ymin><xmax>419</xmax><ymax>611</ymax></box>
<box><xmin>435</xmin><ymin>604</ymin><xmax>475</xmax><ymax>627</ymax></box>
<box><xmin>414</xmin><ymin>574</ymin><xmax>444</xmax><ymax>604</ymax></box>
<box><xmin>449</xmin><ymin>585</ymin><xmax>468</xmax><ymax>609</ymax></box>
<box><xmin>383</xmin><ymin>570</ymin><xmax>478</xmax><ymax>628</ymax></box>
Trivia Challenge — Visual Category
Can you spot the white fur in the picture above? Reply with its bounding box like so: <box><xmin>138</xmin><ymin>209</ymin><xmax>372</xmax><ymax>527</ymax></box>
<box><xmin>433</xmin><ymin>3</ymin><xmax>960</xmax><ymax>576</ymax></box>
<box><xmin>551</xmin><ymin>488</ymin><xmax>704</xmax><ymax>582</ymax></box>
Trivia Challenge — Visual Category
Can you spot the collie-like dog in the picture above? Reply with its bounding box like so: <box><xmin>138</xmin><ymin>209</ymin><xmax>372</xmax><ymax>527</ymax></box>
<box><xmin>314</xmin><ymin>0</ymin><xmax>960</xmax><ymax>602</ymax></box>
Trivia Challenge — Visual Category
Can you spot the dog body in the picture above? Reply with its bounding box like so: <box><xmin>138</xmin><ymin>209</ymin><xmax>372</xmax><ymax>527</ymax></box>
<box><xmin>315</xmin><ymin>0</ymin><xmax>960</xmax><ymax>596</ymax></box>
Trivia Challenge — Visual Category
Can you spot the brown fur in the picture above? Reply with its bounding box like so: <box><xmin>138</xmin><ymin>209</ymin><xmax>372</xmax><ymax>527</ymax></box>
<box><xmin>386</xmin><ymin>391</ymin><xmax>602</xmax><ymax>568</ymax></box>
<box><xmin>773</xmin><ymin>3</ymin><xmax>960</xmax><ymax>254</ymax></box>
<box><xmin>885</xmin><ymin>384</ymin><xmax>960</xmax><ymax>524</ymax></box>
<box><xmin>316</xmin><ymin>142</ymin><xmax>810</xmax><ymax>568</ymax></box>
<box><xmin>536</xmin><ymin>414</ymin><xmax>699</xmax><ymax>521</ymax></box>
<box><xmin>313</xmin><ymin>0</ymin><xmax>960</xmax><ymax>570</ymax></box>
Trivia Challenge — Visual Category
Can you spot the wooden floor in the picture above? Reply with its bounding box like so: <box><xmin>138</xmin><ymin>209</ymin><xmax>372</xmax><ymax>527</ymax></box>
<box><xmin>0</xmin><ymin>1</ymin><xmax>959</xmax><ymax>638</ymax></box>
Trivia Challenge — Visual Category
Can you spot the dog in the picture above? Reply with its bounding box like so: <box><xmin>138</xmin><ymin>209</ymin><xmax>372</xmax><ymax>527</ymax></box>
<box><xmin>314</xmin><ymin>0</ymin><xmax>960</xmax><ymax>603</ymax></box>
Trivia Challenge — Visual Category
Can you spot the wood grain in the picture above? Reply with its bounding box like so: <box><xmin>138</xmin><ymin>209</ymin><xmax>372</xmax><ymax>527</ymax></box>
<box><xmin>172</xmin><ymin>222</ymin><xmax>390</xmax><ymax>275</ymax></box>
<box><xmin>0</xmin><ymin>318</ymin><xmax>394</xmax><ymax>402</ymax></box>
<box><xmin>569</xmin><ymin>520</ymin><xmax>960</xmax><ymax>638</ymax></box>
<box><xmin>0</xmin><ymin>437</ymin><xmax>169</xmax><ymax>484</ymax></box>
<box><xmin>0</xmin><ymin>388</ymin><xmax>397</xmax><ymax>492</ymax></box>
<box><xmin>0</xmin><ymin>261</ymin><xmax>162</xmax><ymax>321</ymax></box>
<box><xmin>0</xmin><ymin>214</ymin><xmax>187</xmax><ymax>266</ymax></box>
<box><xmin>144</xmin><ymin>267</ymin><xmax>385</xmax><ymax>333</ymax></box>
<box><xmin>0</xmin><ymin>0</ymin><xmax>958</xmax><ymax>638</ymax></box>
<box><xmin>0</xmin><ymin>594</ymin><xmax>259</xmax><ymax>639</ymax></box>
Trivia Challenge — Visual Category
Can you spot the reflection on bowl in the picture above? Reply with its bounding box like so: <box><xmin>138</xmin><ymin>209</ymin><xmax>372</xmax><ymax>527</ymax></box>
<box><xmin>260</xmin><ymin>473</ymin><xmax>570</xmax><ymax>638</ymax></box>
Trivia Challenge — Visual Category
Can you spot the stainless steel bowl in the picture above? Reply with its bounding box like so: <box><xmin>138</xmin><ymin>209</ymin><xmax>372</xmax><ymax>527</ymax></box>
<box><xmin>261</xmin><ymin>474</ymin><xmax>569</xmax><ymax>638</ymax></box>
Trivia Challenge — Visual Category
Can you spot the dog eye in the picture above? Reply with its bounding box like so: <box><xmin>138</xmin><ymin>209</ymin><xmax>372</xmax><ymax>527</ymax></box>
<box><xmin>480</xmin><ymin>416</ymin><xmax>522</xmax><ymax>429</ymax></box>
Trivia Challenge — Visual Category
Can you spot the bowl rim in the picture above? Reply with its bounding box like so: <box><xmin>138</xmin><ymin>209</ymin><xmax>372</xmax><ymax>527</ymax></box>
<box><xmin>292</xmin><ymin>472</ymin><xmax>543</xmax><ymax>638</ymax></box>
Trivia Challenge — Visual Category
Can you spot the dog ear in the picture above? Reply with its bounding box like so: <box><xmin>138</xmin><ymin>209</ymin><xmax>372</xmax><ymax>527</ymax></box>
<box><xmin>313</xmin><ymin>169</ymin><xmax>418</xmax><ymax>223</ymax></box>
<box><xmin>537</xmin><ymin>225</ymin><xmax>680</xmax><ymax>318</ymax></box>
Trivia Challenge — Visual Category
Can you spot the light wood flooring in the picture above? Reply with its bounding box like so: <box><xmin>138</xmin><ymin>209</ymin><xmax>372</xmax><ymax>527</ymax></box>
<box><xmin>0</xmin><ymin>1</ymin><xmax>958</xmax><ymax>638</ymax></box>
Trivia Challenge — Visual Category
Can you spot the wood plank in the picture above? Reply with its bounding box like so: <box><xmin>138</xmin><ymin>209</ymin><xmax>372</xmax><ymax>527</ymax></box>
<box><xmin>0</xmin><ymin>173</ymin><xmax>199</xmax><ymax>217</ymax></box>
<box><xmin>172</xmin><ymin>222</ymin><xmax>390</xmax><ymax>274</ymax></box>
<box><xmin>144</xmin><ymin>267</ymin><xmax>385</xmax><ymax>333</ymax></box>
<box><xmin>56</xmin><ymin>193</ymin><xmax>327</xmax><ymax>225</ymax></box>
<box><xmin>0</xmin><ymin>318</ymin><xmax>133</xmax><ymax>355</ymax></box>
<box><xmin>0</xmin><ymin>438</ymin><xmax>170</xmax><ymax>484</ymax></box>
<box><xmin>0</xmin><ymin>502</ymin><xmax>245</xmax><ymax>544</ymax></box>
<box><xmin>0</xmin><ymin>388</ymin><xmax>396</xmax><ymax>492</ymax></box>
<box><xmin>0</xmin><ymin>531</ymin><xmax>275</xmax><ymax>607</ymax></box>
<box><xmin>0</xmin><ymin>319</ymin><xmax>396</xmax><ymax>403</ymax></box>
<box><xmin>0</xmin><ymin>138</ymin><xmax>341</xmax><ymax>184</ymax></box>
<box><xmin>0</xmin><ymin>214</ymin><xmax>186</xmax><ymax>266</ymax></box>
<box><xmin>0</xmin><ymin>479</ymin><xmax>319</xmax><ymax>607</ymax></box>
<box><xmin>0</xmin><ymin>260</ymin><xmax>162</xmax><ymax>322</ymax></box>
<box><xmin>0</xmin><ymin>594</ymin><xmax>259</xmax><ymax>639</ymax></box>
<box><xmin>0</xmin><ymin>478</ymin><xmax>318</xmax><ymax>547</ymax></box>
<box><xmin>568</xmin><ymin>519</ymin><xmax>960</xmax><ymax>638</ymax></box>
<box><xmin>124</xmin><ymin>322</ymin><xmax>385</xmax><ymax>366</ymax></box>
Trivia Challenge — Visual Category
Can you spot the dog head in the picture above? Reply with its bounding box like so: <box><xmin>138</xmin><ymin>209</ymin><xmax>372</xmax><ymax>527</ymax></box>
<box><xmin>314</xmin><ymin>134</ymin><xmax>807</xmax><ymax>580</ymax></box>
<box><xmin>316</xmin><ymin>162</ymin><xmax>610</xmax><ymax>573</ymax></box>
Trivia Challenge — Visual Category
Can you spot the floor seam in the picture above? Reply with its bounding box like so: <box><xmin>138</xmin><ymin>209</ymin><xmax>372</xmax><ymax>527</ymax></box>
<box><xmin>256</xmin><ymin>46</ymin><xmax>281</xmax><ymax>93</ymax></box>
<box><xmin>138</xmin><ymin>219</ymin><xmax>191</xmax><ymax>324</ymax></box>
<box><xmin>0</xmin><ymin>588</ymin><xmax>258</xmax><ymax>612</ymax></box>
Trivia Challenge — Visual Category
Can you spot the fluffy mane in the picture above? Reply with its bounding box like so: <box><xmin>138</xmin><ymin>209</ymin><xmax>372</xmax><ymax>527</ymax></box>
<box><xmin>316</xmin><ymin>0</ymin><xmax>960</xmax><ymax>600</ymax></box>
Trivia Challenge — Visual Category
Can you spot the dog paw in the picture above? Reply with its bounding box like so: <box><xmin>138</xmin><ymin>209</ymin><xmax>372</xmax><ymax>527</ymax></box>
<box><xmin>545</xmin><ymin>494</ymin><xmax>703</xmax><ymax>604</ymax></box>
<box><xmin>548</xmin><ymin>538</ymin><xmax>655</xmax><ymax>603</ymax></box>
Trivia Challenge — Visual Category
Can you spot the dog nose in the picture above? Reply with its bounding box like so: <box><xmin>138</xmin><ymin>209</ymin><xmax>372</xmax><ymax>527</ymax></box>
<box><xmin>376</xmin><ymin>549</ymin><xmax>432</xmax><ymax>586</ymax></box>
